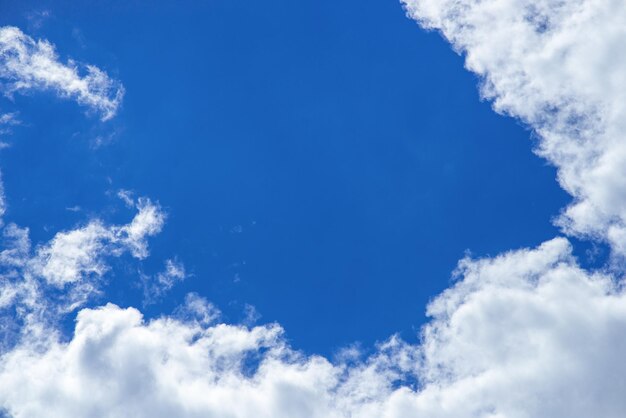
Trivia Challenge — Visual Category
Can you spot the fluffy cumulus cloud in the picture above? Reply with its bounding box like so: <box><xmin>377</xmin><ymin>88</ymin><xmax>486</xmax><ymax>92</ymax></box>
<box><xmin>2</xmin><ymin>9</ymin><xmax>626</xmax><ymax>418</ymax></box>
<box><xmin>2</xmin><ymin>239</ymin><xmax>626</xmax><ymax>417</ymax></box>
<box><xmin>0</xmin><ymin>26</ymin><xmax>124</xmax><ymax>120</ymax></box>
<box><xmin>403</xmin><ymin>0</ymin><xmax>626</xmax><ymax>257</ymax></box>
<box><xmin>414</xmin><ymin>239</ymin><xmax>626</xmax><ymax>418</ymax></box>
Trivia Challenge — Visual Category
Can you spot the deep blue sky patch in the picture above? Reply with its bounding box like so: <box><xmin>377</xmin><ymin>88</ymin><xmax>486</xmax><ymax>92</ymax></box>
<box><xmin>0</xmin><ymin>0</ymin><xmax>568</xmax><ymax>356</ymax></box>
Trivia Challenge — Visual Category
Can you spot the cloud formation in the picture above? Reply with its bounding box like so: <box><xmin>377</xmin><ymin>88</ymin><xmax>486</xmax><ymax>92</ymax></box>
<box><xmin>33</xmin><ymin>198</ymin><xmax>165</xmax><ymax>286</ymax></box>
<box><xmin>2</xmin><ymin>238</ymin><xmax>626</xmax><ymax>417</ymax></box>
<box><xmin>2</xmin><ymin>8</ymin><xmax>626</xmax><ymax>417</ymax></box>
<box><xmin>0</xmin><ymin>198</ymin><xmax>165</xmax><ymax>351</ymax></box>
<box><xmin>0</xmin><ymin>26</ymin><xmax>124</xmax><ymax>120</ymax></box>
<box><xmin>140</xmin><ymin>258</ymin><xmax>187</xmax><ymax>306</ymax></box>
<box><xmin>402</xmin><ymin>0</ymin><xmax>626</xmax><ymax>258</ymax></box>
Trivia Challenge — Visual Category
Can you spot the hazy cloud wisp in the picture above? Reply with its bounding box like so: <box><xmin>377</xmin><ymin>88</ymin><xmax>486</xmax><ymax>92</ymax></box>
<box><xmin>0</xmin><ymin>26</ymin><xmax>124</xmax><ymax>120</ymax></box>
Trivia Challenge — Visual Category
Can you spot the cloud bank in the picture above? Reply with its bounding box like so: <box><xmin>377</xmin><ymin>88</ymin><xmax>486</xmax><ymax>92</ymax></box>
<box><xmin>3</xmin><ymin>238</ymin><xmax>626</xmax><ymax>418</ymax></box>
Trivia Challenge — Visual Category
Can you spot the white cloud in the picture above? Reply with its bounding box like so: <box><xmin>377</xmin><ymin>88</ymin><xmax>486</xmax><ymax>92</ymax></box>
<box><xmin>32</xmin><ymin>198</ymin><xmax>164</xmax><ymax>287</ymax></box>
<box><xmin>174</xmin><ymin>292</ymin><xmax>221</xmax><ymax>325</ymax></box>
<box><xmin>413</xmin><ymin>238</ymin><xmax>626</xmax><ymax>418</ymax></box>
<box><xmin>0</xmin><ymin>113</ymin><xmax>19</xmax><ymax>127</ymax></box>
<box><xmin>33</xmin><ymin>221</ymin><xmax>112</xmax><ymax>286</ymax></box>
<box><xmin>116</xmin><ymin>189</ymin><xmax>135</xmax><ymax>208</ymax></box>
<box><xmin>1</xmin><ymin>238</ymin><xmax>626</xmax><ymax>417</ymax></box>
<box><xmin>115</xmin><ymin>198</ymin><xmax>165</xmax><ymax>259</ymax></box>
<box><xmin>0</xmin><ymin>224</ymin><xmax>29</xmax><ymax>310</ymax></box>
<box><xmin>0</xmin><ymin>197</ymin><xmax>165</xmax><ymax>356</ymax></box>
<box><xmin>0</xmin><ymin>303</ymin><xmax>410</xmax><ymax>418</ymax></box>
<box><xmin>140</xmin><ymin>258</ymin><xmax>186</xmax><ymax>306</ymax></box>
<box><xmin>0</xmin><ymin>26</ymin><xmax>124</xmax><ymax>120</ymax></box>
<box><xmin>403</xmin><ymin>0</ymin><xmax>626</xmax><ymax>257</ymax></box>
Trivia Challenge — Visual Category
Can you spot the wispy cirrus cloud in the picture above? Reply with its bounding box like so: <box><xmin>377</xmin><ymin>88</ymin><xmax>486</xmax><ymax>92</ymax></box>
<box><xmin>0</xmin><ymin>26</ymin><xmax>124</xmax><ymax>120</ymax></box>
<box><xmin>33</xmin><ymin>197</ymin><xmax>165</xmax><ymax>287</ymax></box>
<box><xmin>139</xmin><ymin>258</ymin><xmax>187</xmax><ymax>306</ymax></box>
<box><xmin>0</xmin><ymin>113</ymin><xmax>18</xmax><ymax>127</ymax></box>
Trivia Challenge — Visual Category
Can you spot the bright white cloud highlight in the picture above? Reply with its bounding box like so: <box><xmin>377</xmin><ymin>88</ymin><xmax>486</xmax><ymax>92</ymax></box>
<box><xmin>403</xmin><ymin>0</ymin><xmax>626</xmax><ymax>256</ymax></box>
<box><xmin>0</xmin><ymin>26</ymin><xmax>124</xmax><ymax>120</ymax></box>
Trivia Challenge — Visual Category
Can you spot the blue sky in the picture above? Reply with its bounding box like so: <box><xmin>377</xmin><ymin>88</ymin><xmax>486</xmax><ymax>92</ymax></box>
<box><xmin>0</xmin><ymin>1</ymin><xmax>567</xmax><ymax>355</ymax></box>
<box><xmin>3</xmin><ymin>1</ymin><xmax>626</xmax><ymax>417</ymax></box>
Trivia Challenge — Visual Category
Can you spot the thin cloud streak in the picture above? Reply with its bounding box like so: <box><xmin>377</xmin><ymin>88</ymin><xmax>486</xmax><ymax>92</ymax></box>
<box><xmin>0</xmin><ymin>26</ymin><xmax>124</xmax><ymax>120</ymax></box>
